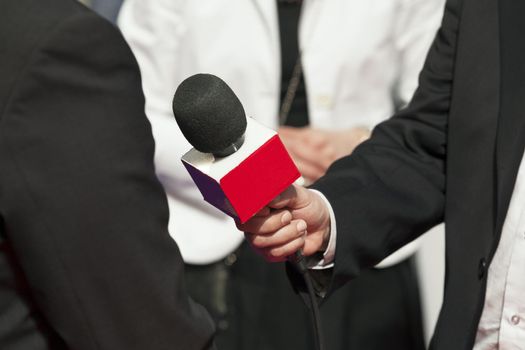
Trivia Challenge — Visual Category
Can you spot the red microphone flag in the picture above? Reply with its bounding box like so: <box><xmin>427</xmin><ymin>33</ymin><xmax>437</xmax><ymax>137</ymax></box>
<box><xmin>182</xmin><ymin>118</ymin><xmax>300</xmax><ymax>223</ymax></box>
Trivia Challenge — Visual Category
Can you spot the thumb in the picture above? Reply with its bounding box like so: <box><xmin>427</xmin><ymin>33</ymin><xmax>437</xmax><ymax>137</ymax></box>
<box><xmin>268</xmin><ymin>184</ymin><xmax>311</xmax><ymax>210</ymax></box>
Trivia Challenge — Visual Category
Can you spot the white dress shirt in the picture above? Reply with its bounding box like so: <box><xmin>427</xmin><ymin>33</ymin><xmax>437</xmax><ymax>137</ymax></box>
<box><xmin>118</xmin><ymin>0</ymin><xmax>443</xmax><ymax>264</ymax></box>
<box><xmin>474</xmin><ymin>153</ymin><xmax>525</xmax><ymax>349</ymax></box>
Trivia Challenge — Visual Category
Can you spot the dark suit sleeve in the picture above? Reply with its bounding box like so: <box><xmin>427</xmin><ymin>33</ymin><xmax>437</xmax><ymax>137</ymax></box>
<box><xmin>311</xmin><ymin>0</ymin><xmax>461</xmax><ymax>291</ymax></box>
<box><xmin>0</xmin><ymin>12</ymin><xmax>215</xmax><ymax>350</ymax></box>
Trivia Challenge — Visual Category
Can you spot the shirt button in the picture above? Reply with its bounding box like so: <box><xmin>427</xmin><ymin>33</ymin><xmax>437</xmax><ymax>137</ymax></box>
<box><xmin>224</xmin><ymin>253</ymin><xmax>237</xmax><ymax>266</ymax></box>
<box><xmin>511</xmin><ymin>315</ymin><xmax>521</xmax><ymax>325</ymax></box>
<box><xmin>478</xmin><ymin>258</ymin><xmax>487</xmax><ymax>280</ymax></box>
<box><xmin>315</xmin><ymin>95</ymin><xmax>333</xmax><ymax>109</ymax></box>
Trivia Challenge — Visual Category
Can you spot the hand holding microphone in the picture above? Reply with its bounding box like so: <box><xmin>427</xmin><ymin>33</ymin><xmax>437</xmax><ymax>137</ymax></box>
<box><xmin>238</xmin><ymin>184</ymin><xmax>332</xmax><ymax>262</ymax></box>
<box><xmin>172</xmin><ymin>74</ymin><xmax>328</xmax><ymax>350</ymax></box>
<box><xmin>172</xmin><ymin>73</ymin><xmax>331</xmax><ymax>262</ymax></box>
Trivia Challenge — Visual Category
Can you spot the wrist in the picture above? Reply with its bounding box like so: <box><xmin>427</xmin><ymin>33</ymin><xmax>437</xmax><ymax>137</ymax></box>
<box><xmin>310</xmin><ymin>190</ymin><xmax>332</xmax><ymax>253</ymax></box>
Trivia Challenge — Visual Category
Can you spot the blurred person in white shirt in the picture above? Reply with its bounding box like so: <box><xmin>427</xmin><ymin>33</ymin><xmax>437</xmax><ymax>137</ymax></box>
<box><xmin>119</xmin><ymin>1</ymin><xmax>444</xmax><ymax>349</ymax></box>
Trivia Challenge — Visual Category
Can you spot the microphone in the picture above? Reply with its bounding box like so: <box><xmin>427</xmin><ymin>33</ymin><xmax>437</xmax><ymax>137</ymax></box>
<box><xmin>173</xmin><ymin>74</ymin><xmax>325</xmax><ymax>350</ymax></box>
<box><xmin>173</xmin><ymin>73</ymin><xmax>246</xmax><ymax>158</ymax></box>
<box><xmin>172</xmin><ymin>73</ymin><xmax>301</xmax><ymax>223</ymax></box>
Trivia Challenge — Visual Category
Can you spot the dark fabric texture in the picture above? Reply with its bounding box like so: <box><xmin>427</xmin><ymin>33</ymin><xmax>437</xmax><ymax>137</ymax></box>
<box><xmin>186</xmin><ymin>241</ymin><xmax>424</xmax><ymax>350</ymax></box>
<box><xmin>185</xmin><ymin>242</ymin><xmax>314</xmax><ymax>350</ymax></box>
<box><xmin>308</xmin><ymin>0</ymin><xmax>520</xmax><ymax>348</ymax></box>
<box><xmin>320</xmin><ymin>257</ymin><xmax>425</xmax><ymax>350</ymax></box>
<box><xmin>0</xmin><ymin>0</ymin><xmax>215</xmax><ymax>349</ymax></box>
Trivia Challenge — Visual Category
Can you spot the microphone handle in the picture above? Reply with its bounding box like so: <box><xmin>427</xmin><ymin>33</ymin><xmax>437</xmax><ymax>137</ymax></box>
<box><xmin>289</xmin><ymin>249</ymin><xmax>326</xmax><ymax>350</ymax></box>
<box><xmin>291</xmin><ymin>250</ymin><xmax>308</xmax><ymax>273</ymax></box>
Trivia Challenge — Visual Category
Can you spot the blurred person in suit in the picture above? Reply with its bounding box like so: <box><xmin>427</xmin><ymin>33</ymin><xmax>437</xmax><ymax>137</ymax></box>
<box><xmin>239</xmin><ymin>1</ymin><xmax>525</xmax><ymax>348</ymax></box>
<box><xmin>119</xmin><ymin>0</ymin><xmax>443</xmax><ymax>349</ymax></box>
<box><xmin>90</xmin><ymin>0</ymin><xmax>123</xmax><ymax>23</ymax></box>
<box><xmin>0</xmin><ymin>0</ymin><xmax>214</xmax><ymax>349</ymax></box>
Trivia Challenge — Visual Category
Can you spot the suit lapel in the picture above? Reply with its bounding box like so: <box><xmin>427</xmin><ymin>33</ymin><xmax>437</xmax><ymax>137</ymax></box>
<box><xmin>494</xmin><ymin>0</ymin><xmax>525</xmax><ymax>244</ymax></box>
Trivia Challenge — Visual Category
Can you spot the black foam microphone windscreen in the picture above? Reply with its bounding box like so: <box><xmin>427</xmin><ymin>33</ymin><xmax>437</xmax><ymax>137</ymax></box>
<box><xmin>172</xmin><ymin>73</ymin><xmax>247</xmax><ymax>157</ymax></box>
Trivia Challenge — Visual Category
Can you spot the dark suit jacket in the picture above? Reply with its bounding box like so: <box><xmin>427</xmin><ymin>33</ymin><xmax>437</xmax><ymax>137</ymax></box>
<box><xmin>311</xmin><ymin>0</ymin><xmax>524</xmax><ymax>348</ymax></box>
<box><xmin>0</xmin><ymin>0</ymin><xmax>215</xmax><ymax>348</ymax></box>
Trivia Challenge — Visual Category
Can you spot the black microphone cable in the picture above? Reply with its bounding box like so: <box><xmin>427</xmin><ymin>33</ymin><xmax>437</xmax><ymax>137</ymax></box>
<box><xmin>292</xmin><ymin>251</ymin><xmax>325</xmax><ymax>350</ymax></box>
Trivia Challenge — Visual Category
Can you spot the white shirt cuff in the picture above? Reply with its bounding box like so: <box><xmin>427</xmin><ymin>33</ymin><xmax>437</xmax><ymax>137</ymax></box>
<box><xmin>306</xmin><ymin>190</ymin><xmax>420</xmax><ymax>270</ymax></box>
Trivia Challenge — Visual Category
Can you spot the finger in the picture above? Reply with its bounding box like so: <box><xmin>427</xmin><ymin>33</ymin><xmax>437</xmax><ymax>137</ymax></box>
<box><xmin>303</xmin><ymin>231</ymin><xmax>327</xmax><ymax>256</ymax></box>
<box><xmin>268</xmin><ymin>184</ymin><xmax>312</xmax><ymax>211</ymax></box>
<box><xmin>288</xmin><ymin>140</ymin><xmax>320</xmax><ymax>161</ymax></box>
<box><xmin>261</xmin><ymin>235</ymin><xmax>306</xmax><ymax>262</ymax></box>
<box><xmin>317</xmin><ymin>146</ymin><xmax>338</xmax><ymax>167</ymax></box>
<box><xmin>254</xmin><ymin>206</ymin><xmax>271</xmax><ymax>217</ymax></box>
<box><xmin>278</xmin><ymin>126</ymin><xmax>300</xmax><ymax>137</ymax></box>
<box><xmin>297</xmin><ymin>140</ymin><xmax>338</xmax><ymax>169</ymax></box>
<box><xmin>294</xmin><ymin>158</ymin><xmax>326</xmax><ymax>182</ymax></box>
<box><xmin>267</xmin><ymin>185</ymin><xmax>296</xmax><ymax>209</ymax></box>
<box><xmin>303</xmin><ymin>129</ymin><xmax>329</xmax><ymax>149</ymax></box>
<box><xmin>283</xmin><ymin>141</ymin><xmax>327</xmax><ymax>178</ymax></box>
<box><xmin>237</xmin><ymin>210</ymin><xmax>292</xmax><ymax>234</ymax></box>
<box><xmin>289</xmin><ymin>143</ymin><xmax>331</xmax><ymax>171</ymax></box>
<box><xmin>246</xmin><ymin>219</ymin><xmax>307</xmax><ymax>249</ymax></box>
